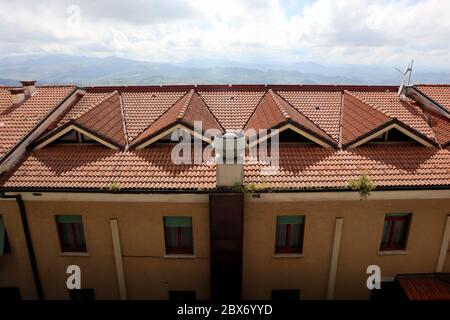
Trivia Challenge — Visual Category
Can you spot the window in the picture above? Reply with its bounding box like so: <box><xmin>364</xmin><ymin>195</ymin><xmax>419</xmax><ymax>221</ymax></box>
<box><xmin>56</xmin><ymin>215</ymin><xmax>87</xmax><ymax>252</ymax></box>
<box><xmin>57</xmin><ymin>130</ymin><xmax>79</xmax><ymax>143</ymax></box>
<box><xmin>370</xmin><ymin>128</ymin><xmax>416</xmax><ymax>143</ymax></box>
<box><xmin>268</xmin><ymin>129</ymin><xmax>313</xmax><ymax>144</ymax></box>
<box><xmin>169</xmin><ymin>290</ymin><xmax>196</xmax><ymax>301</ymax></box>
<box><xmin>69</xmin><ymin>289</ymin><xmax>95</xmax><ymax>300</ymax></box>
<box><xmin>271</xmin><ymin>289</ymin><xmax>300</xmax><ymax>301</ymax></box>
<box><xmin>56</xmin><ymin>130</ymin><xmax>99</xmax><ymax>144</ymax></box>
<box><xmin>0</xmin><ymin>215</ymin><xmax>11</xmax><ymax>255</ymax></box>
<box><xmin>380</xmin><ymin>213</ymin><xmax>411</xmax><ymax>251</ymax></box>
<box><xmin>164</xmin><ymin>217</ymin><xmax>193</xmax><ymax>254</ymax></box>
<box><xmin>275</xmin><ymin>216</ymin><xmax>305</xmax><ymax>254</ymax></box>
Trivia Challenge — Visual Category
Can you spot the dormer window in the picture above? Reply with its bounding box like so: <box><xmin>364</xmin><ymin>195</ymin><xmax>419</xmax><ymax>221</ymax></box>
<box><xmin>55</xmin><ymin>130</ymin><xmax>100</xmax><ymax>144</ymax></box>
<box><xmin>269</xmin><ymin>128</ymin><xmax>316</xmax><ymax>144</ymax></box>
<box><xmin>368</xmin><ymin>128</ymin><xmax>419</xmax><ymax>144</ymax></box>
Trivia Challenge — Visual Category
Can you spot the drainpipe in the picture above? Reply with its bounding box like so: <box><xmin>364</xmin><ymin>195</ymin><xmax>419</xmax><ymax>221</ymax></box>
<box><xmin>1</xmin><ymin>193</ymin><xmax>43</xmax><ymax>300</ymax></box>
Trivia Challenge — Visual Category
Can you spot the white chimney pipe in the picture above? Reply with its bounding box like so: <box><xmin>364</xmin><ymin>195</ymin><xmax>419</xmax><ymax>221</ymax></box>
<box><xmin>213</xmin><ymin>132</ymin><xmax>245</xmax><ymax>188</ymax></box>
<box><xmin>9</xmin><ymin>88</ymin><xmax>26</xmax><ymax>104</ymax></box>
<box><xmin>20</xmin><ymin>80</ymin><xmax>36</xmax><ymax>97</ymax></box>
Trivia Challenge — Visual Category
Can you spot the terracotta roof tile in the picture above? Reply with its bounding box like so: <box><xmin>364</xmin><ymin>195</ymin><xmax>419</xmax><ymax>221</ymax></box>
<box><xmin>121</xmin><ymin>90</ymin><xmax>188</xmax><ymax>141</ymax></box>
<box><xmin>0</xmin><ymin>86</ymin><xmax>75</xmax><ymax>158</ymax></box>
<box><xmin>245</xmin><ymin>90</ymin><xmax>335</xmax><ymax>145</ymax></box>
<box><xmin>1</xmin><ymin>84</ymin><xmax>450</xmax><ymax>191</ymax></box>
<box><xmin>57</xmin><ymin>91</ymin><xmax>115</xmax><ymax>126</ymax></box>
<box><xmin>398</xmin><ymin>275</ymin><xmax>450</xmax><ymax>300</ymax></box>
<box><xmin>1</xmin><ymin>144</ymin><xmax>216</xmax><ymax>190</ymax></box>
<box><xmin>245</xmin><ymin>144</ymin><xmax>450</xmax><ymax>190</ymax></box>
<box><xmin>277</xmin><ymin>90</ymin><xmax>342</xmax><ymax>141</ymax></box>
<box><xmin>415</xmin><ymin>84</ymin><xmax>450</xmax><ymax>113</ymax></box>
<box><xmin>424</xmin><ymin>110</ymin><xmax>450</xmax><ymax>147</ymax></box>
<box><xmin>342</xmin><ymin>91</ymin><xmax>392</xmax><ymax>146</ymax></box>
<box><xmin>2</xmin><ymin>143</ymin><xmax>449</xmax><ymax>191</ymax></box>
<box><xmin>348</xmin><ymin>90</ymin><xmax>436</xmax><ymax>141</ymax></box>
<box><xmin>198</xmin><ymin>90</ymin><xmax>265</xmax><ymax>131</ymax></box>
<box><xmin>132</xmin><ymin>89</ymin><xmax>223</xmax><ymax>146</ymax></box>
<box><xmin>75</xmin><ymin>92</ymin><xmax>127</xmax><ymax>147</ymax></box>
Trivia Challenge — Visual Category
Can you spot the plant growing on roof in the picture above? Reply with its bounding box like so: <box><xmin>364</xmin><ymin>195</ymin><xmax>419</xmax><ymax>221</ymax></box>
<box><xmin>348</xmin><ymin>173</ymin><xmax>374</xmax><ymax>199</ymax></box>
<box><xmin>109</xmin><ymin>182</ymin><xmax>121</xmax><ymax>193</ymax></box>
<box><xmin>233</xmin><ymin>182</ymin><xmax>268</xmax><ymax>193</ymax></box>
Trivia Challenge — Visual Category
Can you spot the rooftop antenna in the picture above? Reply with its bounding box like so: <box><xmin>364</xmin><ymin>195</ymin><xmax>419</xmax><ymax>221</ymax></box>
<box><xmin>396</xmin><ymin>60</ymin><xmax>414</xmax><ymax>96</ymax></box>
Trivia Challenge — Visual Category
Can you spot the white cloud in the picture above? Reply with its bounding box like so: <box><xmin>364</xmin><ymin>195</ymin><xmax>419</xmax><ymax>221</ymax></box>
<box><xmin>0</xmin><ymin>0</ymin><xmax>449</xmax><ymax>67</ymax></box>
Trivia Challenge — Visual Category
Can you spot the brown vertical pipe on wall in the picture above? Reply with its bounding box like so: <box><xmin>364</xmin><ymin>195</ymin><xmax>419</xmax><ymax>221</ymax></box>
<box><xmin>209</xmin><ymin>193</ymin><xmax>244</xmax><ymax>300</ymax></box>
<box><xmin>1</xmin><ymin>194</ymin><xmax>43</xmax><ymax>299</ymax></box>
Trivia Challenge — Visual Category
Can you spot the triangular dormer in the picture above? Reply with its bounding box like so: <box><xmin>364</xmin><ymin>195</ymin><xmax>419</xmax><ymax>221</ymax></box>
<box><xmin>342</xmin><ymin>91</ymin><xmax>436</xmax><ymax>148</ymax></box>
<box><xmin>35</xmin><ymin>91</ymin><xmax>126</xmax><ymax>149</ymax></box>
<box><xmin>132</xmin><ymin>89</ymin><xmax>224</xmax><ymax>149</ymax></box>
<box><xmin>244</xmin><ymin>89</ymin><xmax>336</xmax><ymax>148</ymax></box>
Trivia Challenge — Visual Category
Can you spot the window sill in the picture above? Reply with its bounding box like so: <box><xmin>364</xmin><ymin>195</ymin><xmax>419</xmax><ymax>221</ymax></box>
<box><xmin>164</xmin><ymin>254</ymin><xmax>196</xmax><ymax>259</ymax></box>
<box><xmin>60</xmin><ymin>252</ymin><xmax>90</xmax><ymax>257</ymax></box>
<box><xmin>273</xmin><ymin>253</ymin><xmax>304</xmax><ymax>258</ymax></box>
<box><xmin>377</xmin><ymin>250</ymin><xmax>408</xmax><ymax>256</ymax></box>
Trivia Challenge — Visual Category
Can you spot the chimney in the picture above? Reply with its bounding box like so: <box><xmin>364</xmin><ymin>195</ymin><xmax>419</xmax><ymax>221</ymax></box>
<box><xmin>20</xmin><ymin>80</ymin><xmax>36</xmax><ymax>97</ymax></box>
<box><xmin>9</xmin><ymin>88</ymin><xmax>26</xmax><ymax>104</ymax></box>
<box><xmin>213</xmin><ymin>132</ymin><xmax>245</xmax><ymax>188</ymax></box>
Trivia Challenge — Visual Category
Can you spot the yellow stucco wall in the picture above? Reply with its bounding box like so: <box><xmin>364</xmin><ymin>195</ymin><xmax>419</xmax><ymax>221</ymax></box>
<box><xmin>242</xmin><ymin>197</ymin><xmax>450</xmax><ymax>299</ymax></box>
<box><xmin>1</xmin><ymin>195</ymin><xmax>449</xmax><ymax>300</ymax></box>
<box><xmin>1</xmin><ymin>199</ymin><xmax>210</xmax><ymax>299</ymax></box>
<box><xmin>0</xmin><ymin>200</ymin><xmax>37</xmax><ymax>299</ymax></box>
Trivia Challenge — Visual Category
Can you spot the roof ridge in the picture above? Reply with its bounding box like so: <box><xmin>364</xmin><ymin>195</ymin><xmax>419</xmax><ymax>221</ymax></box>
<box><xmin>176</xmin><ymin>89</ymin><xmax>195</xmax><ymax>120</ymax></box>
<box><xmin>72</xmin><ymin>90</ymin><xmax>118</xmax><ymax>121</ymax></box>
<box><xmin>128</xmin><ymin>89</ymin><xmax>191</xmax><ymax>143</ymax></box>
<box><xmin>268</xmin><ymin>89</ymin><xmax>291</xmax><ymax>119</ymax></box>
<box><xmin>271</xmin><ymin>89</ymin><xmax>336</xmax><ymax>143</ymax></box>
<box><xmin>415</xmin><ymin>84</ymin><xmax>450</xmax><ymax>87</ymax></box>
<box><xmin>345</xmin><ymin>90</ymin><xmax>395</xmax><ymax>119</ymax></box>
<box><xmin>195</xmin><ymin>90</ymin><xmax>226</xmax><ymax>132</ymax></box>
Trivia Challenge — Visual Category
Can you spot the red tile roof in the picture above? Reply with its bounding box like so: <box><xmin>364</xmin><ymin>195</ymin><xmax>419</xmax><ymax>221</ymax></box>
<box><xmin>415</xmin><ymin>84</ymin><xmax>450</xmax><ymax>113</ymax></box>
<box><xmin>348</xmin><ymin>90</ymin><xmax>436</xmax><ymax>141</ymax></box>
<box><xmin>2</xmin><ymin>143</ymin><xmax>449</xmax><ymax>191</ymax></box>
<box><xmin>244</xmin><ymin>90</ymin><xmax>335</xmax><ymax>146</ymax></box>
<box><xmin>56</xmin><ymin>90</ymin><xmax>115</xmax><ymax>127</ymax></box>
<box><xmin>245</xmin><ymin>144</ymin><xmax>450</xmax><ymax>190</ymax></box>
<box><xmin>0</xmin><ymin>144</ymin><xmax>216</xmax><ymax>190</ymax></box>
<box><xmin>398</xmin><ymin>274</ymin><xmax>450</xmax><ymax>300</ymax></box>
<box><xmin>121</xmin><ymin>90</ymin><xmax>188</xmax><ymax>141</ymax></box>
<box><xmin>341</xmin><ymin>92</ymin><xmax>392</xmax><ymax>146</ymax></box>
<box><xmin>1</xmin><ymin>84</ymin><xmax>450</xmax><ymax>191</ymax></box>
<box><xmin>0</xmin><ymin>86</ymin><xmax>75</xmax><ymax>159</ymax></box>
<box><xmin>425</xmin><ymin>110</ymin><xmax>450</xmax><ymax>147</ymax></box>
<box><xmin>74</xmin><ymin>92</ymin><xmax>127</xmax><ymax>147</ymax></box>
<box><xmin>198</xmin><ymin>89</ymin><xmax>265</xmax><ymax>132</ymax></box>
<box><xmin>277</xmin><ymin>90</ymin><xmax>342</xmax><ymax>142</ymax></box>
<box><xmin>132</xmin><ymin>89</ymin><xmax>223</xmax><ymax>146</ymax></box>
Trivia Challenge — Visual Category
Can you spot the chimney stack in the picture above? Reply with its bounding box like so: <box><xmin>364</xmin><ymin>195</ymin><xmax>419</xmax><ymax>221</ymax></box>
<box><xmin>213</xmin><ymin>132</ymin><xmax>245</xmax><ymax>188</ymax></box>
<box><xmin>9</xmin><ymin>88</ymin><xmax>26</xmax><ymax>104</ymax></box>
<box><xmin>20</xmin><ymin>80</ymin><xmax>36</xmax><ymax>97</ymax></box>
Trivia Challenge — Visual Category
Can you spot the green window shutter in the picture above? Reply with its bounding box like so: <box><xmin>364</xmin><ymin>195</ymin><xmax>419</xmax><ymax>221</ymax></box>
<box><xmin>56</xmin><ymin>215</ymin><xmax>82</xmax><ymax>224</ymax></box>
<box><xmin>164</xmin><ymin>216</ymin><xmax>192</xmax><ymax>227</ymax></box>
<box><xmin>277</xmin><ymin>216</ymin><xmax>304</xmax><ymax>225</ymax></box>
<box><xmin>0</xmin><ymin>216</ymin><xmax>5</xmax><ymax>256</ymax></box>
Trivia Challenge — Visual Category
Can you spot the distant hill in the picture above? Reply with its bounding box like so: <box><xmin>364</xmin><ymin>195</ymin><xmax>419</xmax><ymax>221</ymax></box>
<box><xmin>0</xmin><ymin>78</ymin><xmax>19</xmax><ymax>86</ymax></box>
<box><xmin>0</xmin><ymin>54</ymin><xmax>449</xmax><ymax>86</ymax></box>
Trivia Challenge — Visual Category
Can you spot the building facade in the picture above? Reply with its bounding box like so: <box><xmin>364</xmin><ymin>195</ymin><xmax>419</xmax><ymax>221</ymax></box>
<box><xmin>0</xmin><ymin>82</ymin><xmax>449</xmax><ymax>300</ymax></box>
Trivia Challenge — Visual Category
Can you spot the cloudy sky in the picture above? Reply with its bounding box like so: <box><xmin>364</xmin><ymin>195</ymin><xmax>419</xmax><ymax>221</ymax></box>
<box><xmin>0</xmin><ymin>0</ymin><xmax>449</xmax><ymax>67</ymax></box>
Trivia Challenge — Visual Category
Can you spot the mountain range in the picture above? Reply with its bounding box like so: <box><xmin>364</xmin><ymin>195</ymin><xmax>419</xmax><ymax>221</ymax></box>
<box><xmin>0</xmin><ymin>54</ymin><xmax>449</xmax><ymax>86</ymax></box>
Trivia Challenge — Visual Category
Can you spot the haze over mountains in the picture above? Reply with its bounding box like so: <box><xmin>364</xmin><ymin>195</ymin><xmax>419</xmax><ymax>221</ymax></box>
<box><xmin>0</xmin><ymin>54</ymin><xmax>450</xmax><ymax>86</ymax></box>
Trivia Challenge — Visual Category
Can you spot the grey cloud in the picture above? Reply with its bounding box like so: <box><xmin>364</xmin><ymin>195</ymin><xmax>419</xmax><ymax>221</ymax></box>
<box><xmin>1</xmin><ymin>0</ymin><xmax>199</xmax><ymax>25</ymax></box>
